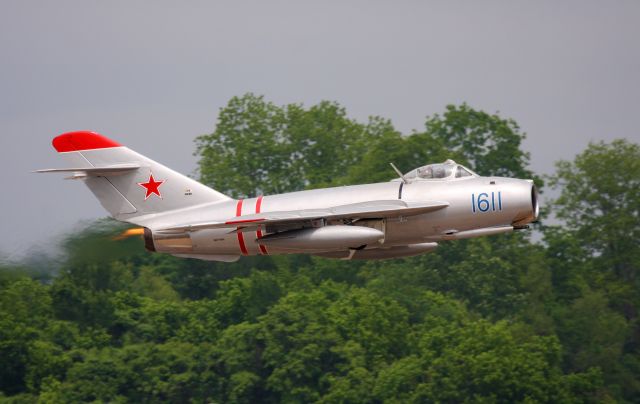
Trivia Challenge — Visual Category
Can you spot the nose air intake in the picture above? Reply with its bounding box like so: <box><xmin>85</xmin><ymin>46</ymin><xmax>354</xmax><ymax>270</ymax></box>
<box><xmin>512</xmin><ymin>181</ymin><xmax>539</xmax><ymax>227</ymax></box>
<box><xmin>531</xmin><ymin>183</ymin><xmax>539</xmax><ymax>221</ymax></box>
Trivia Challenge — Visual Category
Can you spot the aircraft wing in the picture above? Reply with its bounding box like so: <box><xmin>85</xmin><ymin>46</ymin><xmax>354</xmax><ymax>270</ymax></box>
<box><xmin>161</xmin><ymin>199</ymin><xmax>449</xmax><ymax>232</ymax></box>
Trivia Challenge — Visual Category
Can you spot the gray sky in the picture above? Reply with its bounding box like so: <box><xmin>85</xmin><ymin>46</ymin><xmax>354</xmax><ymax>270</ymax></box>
<box><xmin>1</xmin><ymin>0</ymin><xmax>639</xmax><ymax>259</ymax></box>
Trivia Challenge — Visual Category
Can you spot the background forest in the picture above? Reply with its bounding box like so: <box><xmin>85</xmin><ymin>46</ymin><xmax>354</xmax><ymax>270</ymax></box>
<box><xmin>1</xmin><ymin>94</ymin><xmax>639</xmax><ymax>403</ymax></box>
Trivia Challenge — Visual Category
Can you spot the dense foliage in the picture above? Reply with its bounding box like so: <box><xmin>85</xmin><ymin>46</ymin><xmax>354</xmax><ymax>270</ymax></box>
<box><xmin>1</xmin><ymin>95</ymin><xmax>638</xmax><ymax>402</ymax></box>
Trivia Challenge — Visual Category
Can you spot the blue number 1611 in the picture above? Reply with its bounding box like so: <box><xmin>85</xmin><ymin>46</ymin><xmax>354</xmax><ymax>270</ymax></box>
<box><xmin>472</xmin><ymin>191</ymin><xmax>502</xmax><ymax>213</ymax></box>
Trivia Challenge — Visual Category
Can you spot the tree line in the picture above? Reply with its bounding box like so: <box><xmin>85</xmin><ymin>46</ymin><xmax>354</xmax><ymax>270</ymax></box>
<box><xmin>1</xmin><ymin>94</ymin><xmax>638</xmax><ymax>402</ymax></box>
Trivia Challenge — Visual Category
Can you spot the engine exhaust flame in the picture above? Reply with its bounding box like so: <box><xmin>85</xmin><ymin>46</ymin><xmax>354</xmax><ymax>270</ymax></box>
<box><xmin>112</xmin><ymin>228</ymin><xmax>145</xmax><ymax>240</ymax></box>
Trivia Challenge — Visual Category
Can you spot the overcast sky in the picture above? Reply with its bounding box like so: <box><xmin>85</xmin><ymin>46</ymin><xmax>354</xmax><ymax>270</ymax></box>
<box><xmin>1</xmin><ymin>1</ymin><xmax>639</xmax><ymax>259</ymax></box>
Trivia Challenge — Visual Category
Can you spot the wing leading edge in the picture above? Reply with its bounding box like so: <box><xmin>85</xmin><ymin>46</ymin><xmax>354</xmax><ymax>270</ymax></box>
<box><xmin>161</xmin><ymin>199</ymin><xmax>449</xmax><ymax>232</ymax></box>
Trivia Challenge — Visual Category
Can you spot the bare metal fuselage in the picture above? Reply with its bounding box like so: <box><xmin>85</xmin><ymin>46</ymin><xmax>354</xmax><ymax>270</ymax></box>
<box><xmin>139</xmin><ymin>176</ymin><xmax>538</xmax><ymax>260</ymax></box>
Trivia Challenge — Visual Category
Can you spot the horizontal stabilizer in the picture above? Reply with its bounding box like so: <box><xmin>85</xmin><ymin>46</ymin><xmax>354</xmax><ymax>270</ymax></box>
<box><xmin>34</xmin><ymin>163</ymin><xmax>141</xmax><ymax>178</ymax></box>
<box><xmin>161</xmin><ymin>199</ymin><xmax>449</xmax><ymax>232</ymax></box>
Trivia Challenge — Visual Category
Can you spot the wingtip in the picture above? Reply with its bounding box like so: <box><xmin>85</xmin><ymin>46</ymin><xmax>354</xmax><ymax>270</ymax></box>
<box><xmin>52</xmin><ymin>131</ymin><xmax>122</xmax><ymax>152</ymax></box>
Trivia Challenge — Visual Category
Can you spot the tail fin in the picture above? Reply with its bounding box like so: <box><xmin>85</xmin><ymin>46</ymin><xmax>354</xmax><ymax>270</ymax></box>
<box><xmin>45</xmin><ymin>131</ymin><xmax>231</xmax><ymax>223</ymax></box>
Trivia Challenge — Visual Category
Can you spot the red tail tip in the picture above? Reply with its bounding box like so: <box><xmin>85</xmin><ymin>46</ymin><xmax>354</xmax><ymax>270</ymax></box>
<box><xmin>53</xmin><ymin>131</ymin><xmax>122</xmax><ymax>152</ymax></box>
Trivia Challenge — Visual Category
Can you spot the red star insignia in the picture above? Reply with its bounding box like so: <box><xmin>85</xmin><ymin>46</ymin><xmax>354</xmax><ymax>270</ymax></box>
<box><xmin>137</xmin><ymin>173</ymin><xmax>165</xmax><ymax>200</ymax></box>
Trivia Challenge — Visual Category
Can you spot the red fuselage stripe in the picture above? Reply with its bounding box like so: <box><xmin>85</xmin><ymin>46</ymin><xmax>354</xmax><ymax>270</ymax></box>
<box><xmin>255</xmin><ymin>196</ymin><xmax>269</xmax><ymax>255</ymax></box>
<box><xmin>235</xmin><ymin>200</ymin><xmax>249</xmax><ymax>255</ymax></box>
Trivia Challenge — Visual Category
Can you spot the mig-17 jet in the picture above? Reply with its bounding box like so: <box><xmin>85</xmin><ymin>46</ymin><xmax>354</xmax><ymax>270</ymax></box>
<box><xmin>37</xmin><ymin>131</ymin><xmax>539</xmax><ymax>262</ymax></box>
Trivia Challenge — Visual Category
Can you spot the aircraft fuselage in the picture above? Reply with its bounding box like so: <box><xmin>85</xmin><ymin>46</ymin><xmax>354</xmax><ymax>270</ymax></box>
<box><xmin>136</xmin><ymin>176</ymin><xmax>537</xmax><ymax>260</ymax></box>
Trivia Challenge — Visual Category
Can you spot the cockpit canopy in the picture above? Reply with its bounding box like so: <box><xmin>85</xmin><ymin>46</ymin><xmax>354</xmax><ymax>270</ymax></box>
<box><xmin>403</xmin><ymin>159</ymin><xmax>476</xmax><ymax>181</ymax></box>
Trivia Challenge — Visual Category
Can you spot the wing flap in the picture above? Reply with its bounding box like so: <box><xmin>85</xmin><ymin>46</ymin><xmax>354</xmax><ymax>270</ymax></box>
<box><xmin>162</xmin><ymin>199</ymin><xmax>449</xmax><ymax>232</ymax></box>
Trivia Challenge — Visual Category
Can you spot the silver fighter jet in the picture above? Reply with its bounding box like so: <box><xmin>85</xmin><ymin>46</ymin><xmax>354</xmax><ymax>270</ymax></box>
<box><xmin>38</xmin><ymin>131</ymin><xmax>539</xmax><ymax>262</ymax></box>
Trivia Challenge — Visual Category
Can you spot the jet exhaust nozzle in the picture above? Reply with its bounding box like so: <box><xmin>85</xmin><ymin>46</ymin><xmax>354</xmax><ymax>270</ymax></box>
<box><xmin>144</xmin><ymin>227</ymin><xmax>193</xmax><ymax>253</ymax></box>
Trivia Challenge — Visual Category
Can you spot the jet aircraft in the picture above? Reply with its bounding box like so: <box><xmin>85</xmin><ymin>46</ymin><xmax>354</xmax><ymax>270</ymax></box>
<box><xmin>38</xmin><ymin>131</ymin><xmax>539</xmax><ymax>262</ymax></box>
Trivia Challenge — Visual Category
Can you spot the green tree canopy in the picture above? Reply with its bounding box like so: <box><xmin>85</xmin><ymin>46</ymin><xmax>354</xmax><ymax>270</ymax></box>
<box><xmin>195</xmin><ymin>94</ymin><xmax>380</xmax><ymax>198</ymax></box>
<box><xmin>549</xmin><ymin>139</ymin><xmax>639</xmax><ymax>282</ymax></box>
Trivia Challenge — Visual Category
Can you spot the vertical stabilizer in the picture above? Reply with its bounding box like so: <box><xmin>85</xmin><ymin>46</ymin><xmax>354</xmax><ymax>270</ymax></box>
<box><xmin>50</xmin><ymin>131</ymin><xmax>231</xmax><ymax>221</ymax></box>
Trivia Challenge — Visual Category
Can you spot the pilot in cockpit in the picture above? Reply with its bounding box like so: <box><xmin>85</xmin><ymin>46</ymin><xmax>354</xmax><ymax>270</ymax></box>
<box><xmin>403</xmin><ymin>160</ymin><xmax>475</xmax><ymax>181</ymax></box>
